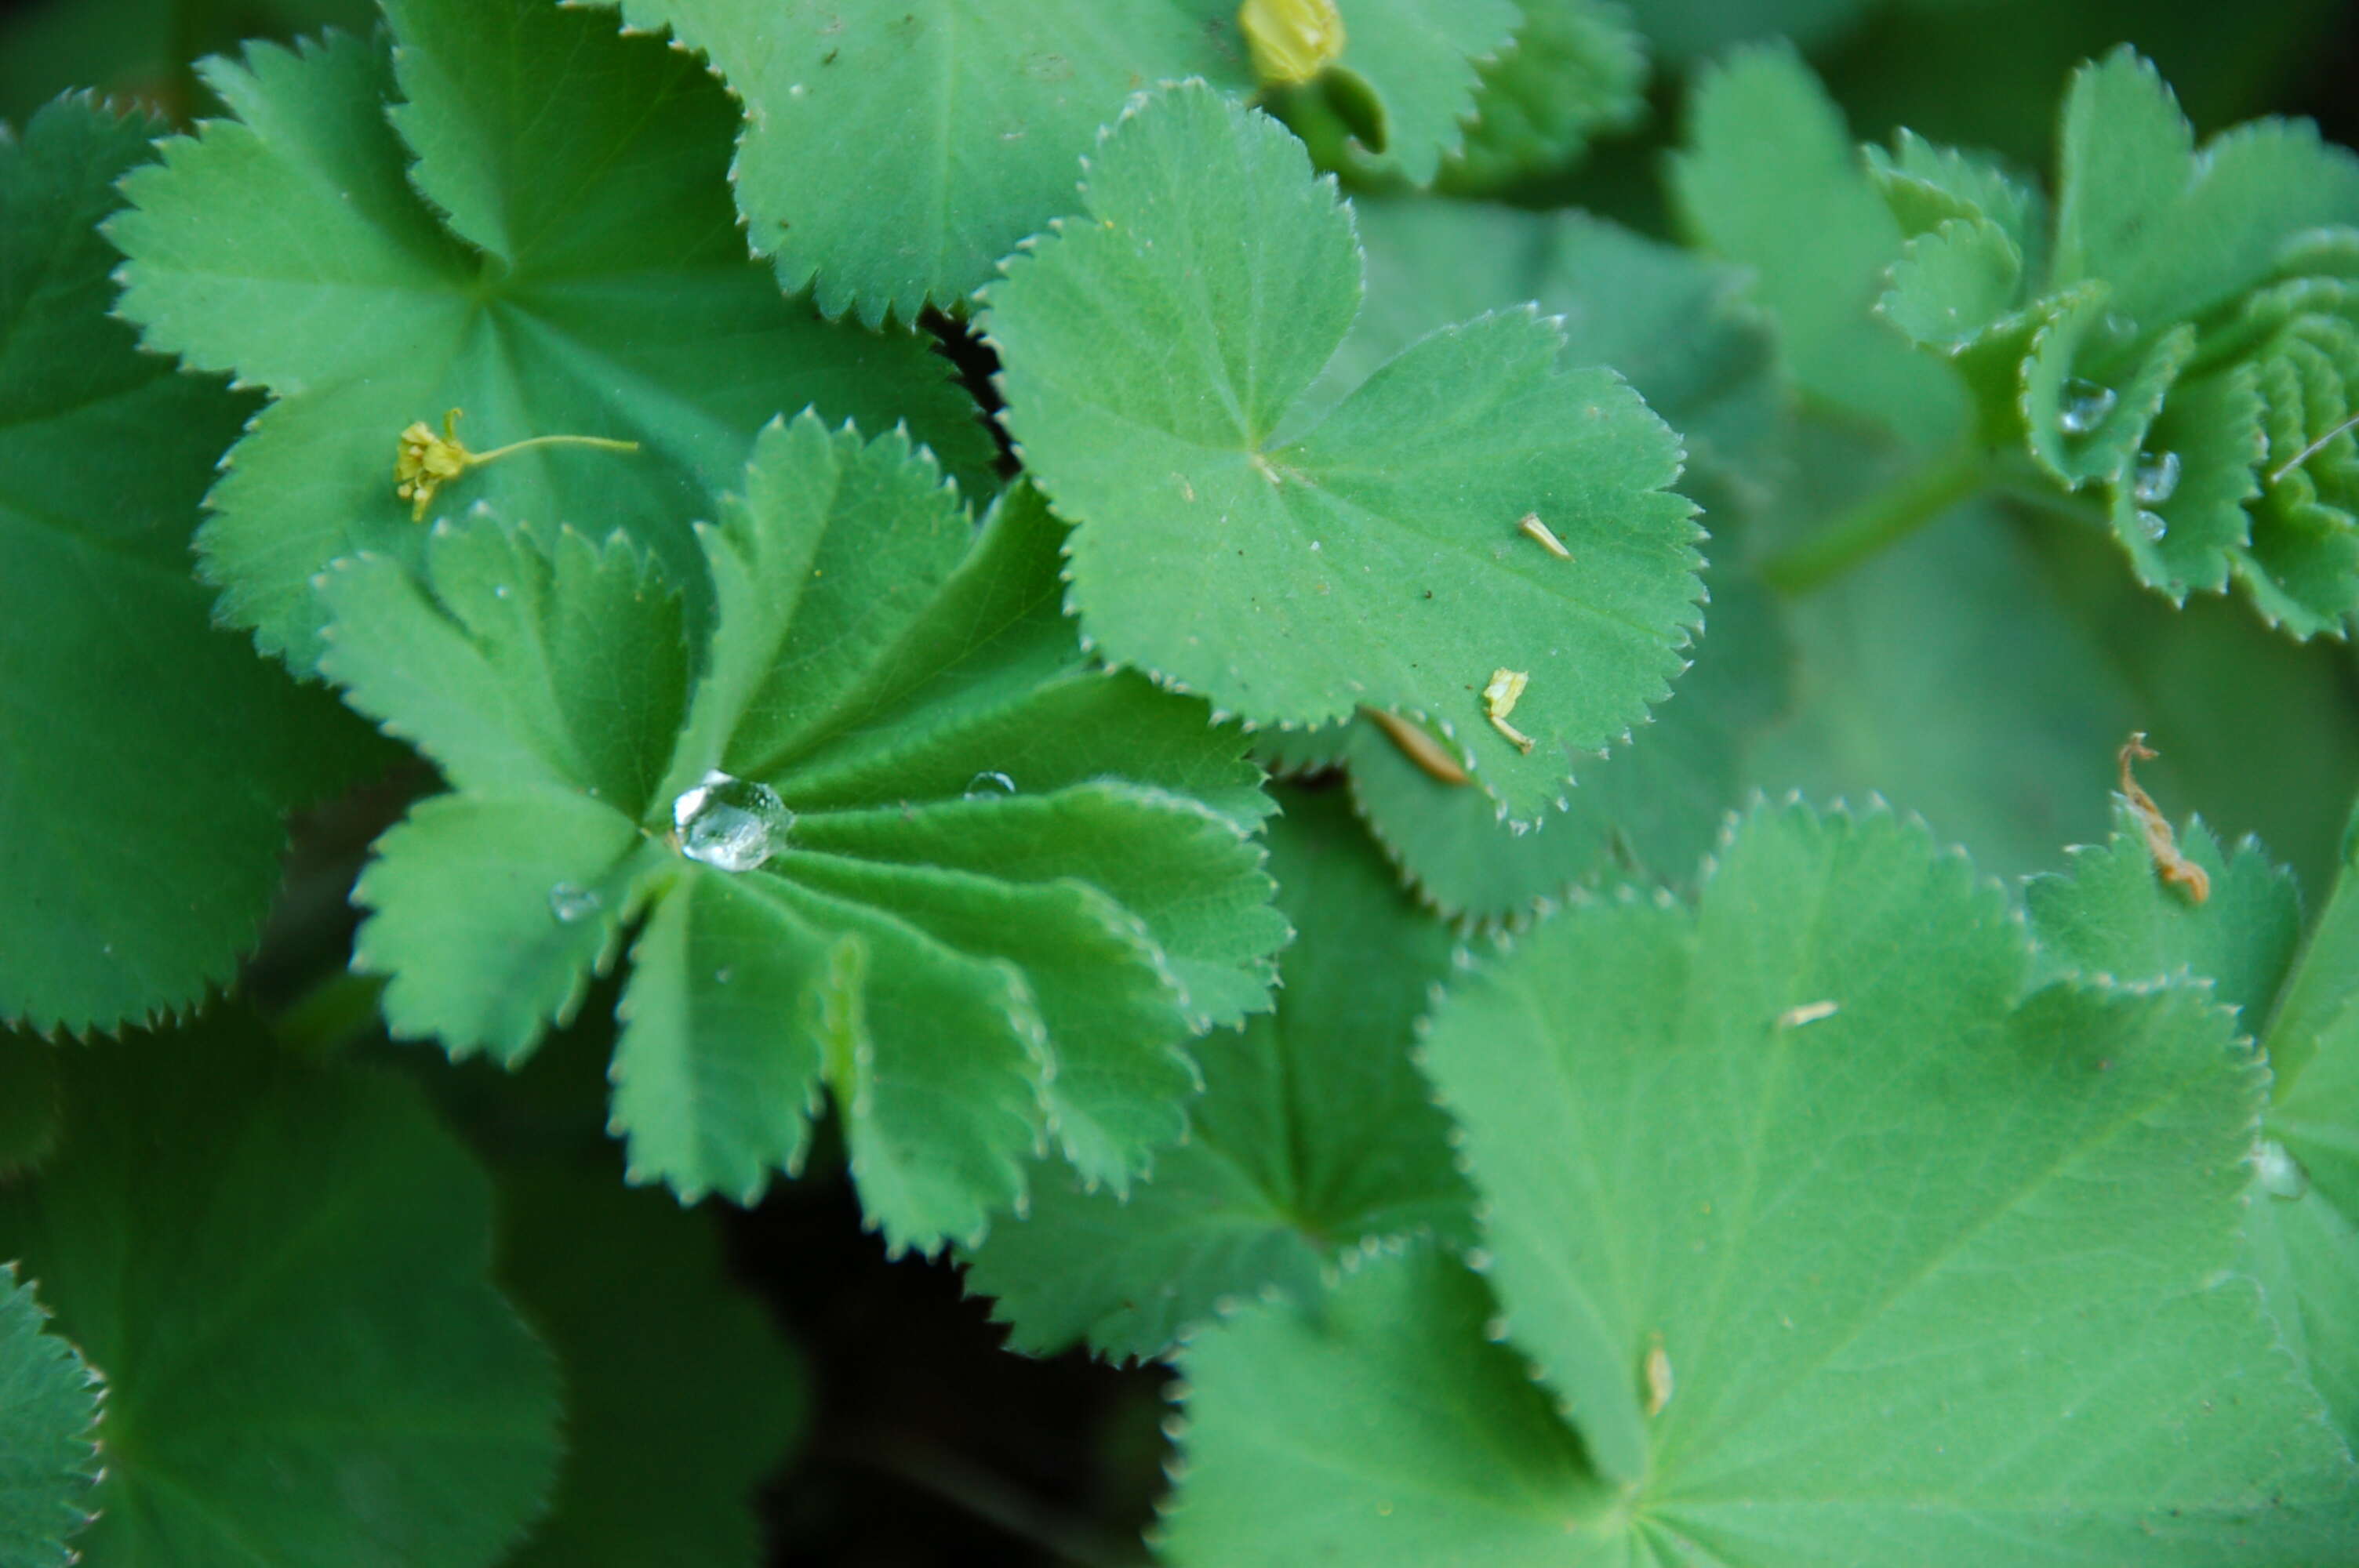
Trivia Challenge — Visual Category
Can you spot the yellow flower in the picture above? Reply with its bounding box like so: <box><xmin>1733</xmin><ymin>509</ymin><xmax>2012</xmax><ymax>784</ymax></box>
<box><xmin>1239</xmin><ymin>0</ymin><xmax>1346</xmax><ymax>88</ymax></box>
<box><xmin>393</xmin><ymin>408</ymin><xmax>642</xmax><ymax>521</ymax></box>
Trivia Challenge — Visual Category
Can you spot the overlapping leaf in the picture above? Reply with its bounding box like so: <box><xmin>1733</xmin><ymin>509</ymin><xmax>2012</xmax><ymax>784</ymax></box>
<box><xmin>0</xmin><ymin>1015</ymin><xmax>560</xmax><ymax>1568</ymax></box>
<box><xmin>1869</xmin><ymin>49</ymin><xmax>2359</xmax><ymax>633</ymax></box>
<box><xmin>0</xmin><ymin>1268</ymin><xmax>98</xmax><ymax>1568</ymax></box>
<box><xmin>988</xmin><ymin>84</ymin><xmax>1704</xmax><ymax>822</ymax></box>
<box><xmin>1432</xmin><ymin>0</ymin><xmax>1646</xmax><ymax>194</ymax></box>
<box><xmin>1164</xmin><ymin>803</ymin><xmax>2358</xmax><ymax>1564</ymax></box>
<box><xmin>593</xmin><ymin>0</ymin><xmax>1518</xmax><ymax>325</ymax></box>
<box><xmin>1275</xmin><ymin>201</ymin><xmax>1784</xmax><ymax>918</ymax></box>
<box><xmin>324</xmin><ymin>414</ymin><xmax>1283</xmax><ymax>1253</ymax></box>
<box><xmin>108</xmin><ymin>0</ymin><xmax>990</xmax><ymax>672</ymax></box>
<box><xmin>0</xmin><ymin>96</ymin><xmax>377</xmax><ymax>1035</ymax></box>
<box><xmin>2026</xmin><ymin>795</ymin><xmax>2359</xmax><ymax>1450</ymax></box>
<box><xmin>963</xmin><ymin>786</ymin><xmax>1468</xmax><ymax>1358</ymax></box>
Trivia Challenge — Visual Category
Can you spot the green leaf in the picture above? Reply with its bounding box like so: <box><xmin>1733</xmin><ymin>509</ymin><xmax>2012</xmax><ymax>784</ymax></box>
<box><xmin>494</xmin><ymin>1165</ymin><xmax>805</xmax><ymax>1568</ymax></box>
<box><xmin>0</xmin><ymin>1267</ymin><xmax>98</xmax><ymax>1568</ymax></box>
<box><xmin>987</xmin><ymin>84</ymin><xmax>1704</xmax><ymax>822</ymax></box>
<box><xmin>964</xmin><ymin>785</ymin><xmax>1470</xmax><ymax>1359</ymax></box>
<box><xmin>1165</xmin><ymin>802</ymin><xmax>2357</xmax><ymax>1561</ymax></box>
<box><xmin>1433</xmin><ymin>0</ymin><xmax>1647</xmax><ymax>195</ymax></box>
<box><xmin>1338</xmin><ymin>567</ymin><xmax>1787</xmax><ymax>923</ymax></box>
<box><xmin>2025</xmin><ymin>800</ymin><xmax>2303</xmax><ymax>1019</ymax></box>
<box><xmin>325</xmin><ymin>416</ymin><xmax>1282</xmax><ymax>1254</ymax></box>
<box><xmin>1670</xmin><ymin>45</ymin><xmax>1968</xmax><ymax>447</ymax></box>
<box><xmin>0</xmin><ymin>95</ymin><xmax>379</xmax><ymax>1033</ymax></box>
<box><xmin>593</xmin><ymin>0</ymin><xmax>1510</xmax><ymax>325</ymax></box>
<box><xmin>109</xmin><ymin>2</ymin><xmax>990</xmax><ymax>672</ymax></box>
<box><xmin>0</xmin><ymin>1015</ymin><xmax>561</xmax><ymax>1568</ymax></box>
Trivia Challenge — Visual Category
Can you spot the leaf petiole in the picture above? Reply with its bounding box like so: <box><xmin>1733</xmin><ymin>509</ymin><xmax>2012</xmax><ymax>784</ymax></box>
<box><xmin>1759</xmin><ymin>443</ymin><xmax>1994</xmax><ymax>595</ymax></box>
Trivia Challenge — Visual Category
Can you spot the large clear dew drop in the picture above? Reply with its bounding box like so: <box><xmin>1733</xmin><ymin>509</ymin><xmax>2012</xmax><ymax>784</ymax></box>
<box><xmin>547</xmin><ymin>882</ymin><xmax>602</xmax><ymax>924</ymax></box>
<box><xmin>672</xmin><ymin>770</ymin><xmax>793</xmax><ymax>873</ymax></box>
<box><xmin>2057</xmin><ymin>377</ymin><xmax>2117</xmax><ymax>436</ymax></box>
<box><xmin>965</xmin><ymin>771</ymin><xmax>1018</xmax><ymax>798</ymax></box>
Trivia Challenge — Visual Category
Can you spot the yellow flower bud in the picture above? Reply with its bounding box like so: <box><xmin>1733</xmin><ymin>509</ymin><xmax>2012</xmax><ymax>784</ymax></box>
<box><xmin>1239</xmin><ymin>0</ymin><xmax>1346</xmax><ymax>88</ymax></box>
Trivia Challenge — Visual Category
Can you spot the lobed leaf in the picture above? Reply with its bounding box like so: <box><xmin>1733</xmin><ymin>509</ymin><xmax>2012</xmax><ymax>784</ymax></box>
<box><xmin>108</xmin><ymin>0</ymin><xmax>990</xmax><ymax>671</ymax></box>
<box><xmin>325</xmin><ymin>415</ymin><xmax>1284</xmax><ymax>1253</ymax></box>
<box><xmin>1433</xmin><ymin>0</ymin><xmax>1647</xmax><ymax>195</ymax></box>
<box><xmin>988</xmin><ymin>83</ymin><xmax>1706</xmax><ymax>822</ymax></box>
<box><xmin>0</xmin><ymin>96</ymin><xmax>376</xmax><ymax>1034</ymax></box>
<box><xmin>1165</xmin><ymin>801</ymin><xmax>2359</xmax><ymax>1563</ymax></box>
<box><xmin>0</xmin><ymin>1015</ymin><xmax>562</xmax><ymax>1568</ymax></box>
<box><xmin>0</xmin><ymin>1268</ymin><xmax>98</xmax><ymax>1568</ymax></box>
<box><xmin>962</xmin><ymin>786</ymin><xmax>1469</xmax><ymax>1359</ymax></box>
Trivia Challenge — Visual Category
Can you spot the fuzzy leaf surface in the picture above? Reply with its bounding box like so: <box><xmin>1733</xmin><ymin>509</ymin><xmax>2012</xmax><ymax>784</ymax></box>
<box><xmin>0</xmin><ymin>1269</ymin><xmax>97</xmax><ymax>1568</ymax></box>
<box><xmin>963</xmin><ymin>786</ymin><xmax>1469</xmax><ymax>1358</ymax></box>
<box><xmin>989</xmin><ymin>84</ymin><xmax>1703</xmax><ymax>821</ymax></box>
<box><xmin>0</xmin><ymin>96</ymin><xmax>369</xmax><ymax>1033</ymax></box>
<box><xmin>0</xmin><ymin>1017</ymin><xmax>561</xmax><ymax>1568</ymax></box>
<box><xmin>597</xmin><ymin>0</ymin><xmax>1514</xmax><ymax>323</ymax></box>
<box><xmin>325</xmin><ymin>416</ymin><xmax>1281</xmax><ymax>1252</ymax></box>
<box><xmin>108</xmin><ymin>0</ymin><xmax>989</xmax><ymax>670</ymax></box>
<box><xmin>1432</xmin><ymin>0</ymin><xmax>1646</xmax><ymax>194</ymax></box>
<box><xmin>1169</xmin><ymin>803</ymin><xmax>2359</xmax><ymax>1563</ymax></box>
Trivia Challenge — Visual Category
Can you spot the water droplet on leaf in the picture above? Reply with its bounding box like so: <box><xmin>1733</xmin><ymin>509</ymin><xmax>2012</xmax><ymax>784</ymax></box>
<box><xmin>2132</xmin><ymin>449</ymin><xmax>2181</xmax><ymax>506</ymax></box>
<box><xmin>671</xmin><ymin>771</ymin><xmax>793</xmax><ymax>873</ymax></box>
<box><xmin>2058</xmin><ymin>377</ymin><xmax>2117</xmax><ymax>435</ymax></box>
<box><xmin>2135</xmin><ymin>509</ymin><xmax>2168</xmax><ymax>542</ymax></box>
<box><xmin>547</xmin><ymin>882</ymin><xmax>602</xmax><ymax>924</ymax></box>
<box><xmin>2257</xmin><ymin>1138</ymin><xmax>2310</xmax><ymax>1200</ymax></box>
<box><xmin>964</xmin><ymin>771</ymin><xmax>1018</xmax><ymax>798</ymax></box>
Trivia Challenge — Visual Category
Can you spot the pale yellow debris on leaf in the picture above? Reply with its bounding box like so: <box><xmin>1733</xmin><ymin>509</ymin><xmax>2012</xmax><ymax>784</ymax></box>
<box><xmin>1361</xmin><ymin>706</ymin><xmax>1470</xmax><ymax>786</ymax></box>
<box><xmin>1482</xmin><ymin>668</ymin><xmax>1534</xmax><ymax>753</ymax></box>
<box><xmin>1776</xmin><ymin>999</ymin><xmax>1840</xmax><ymax>1029</ymax></box>
<box><xmin>1518</xmin><ymin>512</ymin><xmax>1572</xmax><ymax>559</ymax></box>
<box><xmin>1644</xmin><ymin>1333</ymin><xmax>1673</xmax><ymax>1417</ymax></box>
<box><xmin>1239</xmin><ymin>0</ymin><xmax>1346</xmax><ymax>87</ymax></box>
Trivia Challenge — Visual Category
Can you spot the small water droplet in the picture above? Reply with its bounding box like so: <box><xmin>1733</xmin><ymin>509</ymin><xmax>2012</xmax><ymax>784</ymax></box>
<box><xmin>2135</xmin><ymin>508</ymin><xmax>2168</xmax><ymax>542</ymax></box>
<box><xmin>2058</xmin><ymin>377</ymin><xmax>2117</xmax><ymax>436</ymax></box>
<box><xmin>548</xmin><ymin>882</ymin><xmax>602</xmax><ymax>924</ymax></box>
<box><xmin>964</xmin><ymin>771</ymin><xmax>1017</xmax><ymax>798</ymax></box>
<box><xmin>671</xmin><ymin>771</ymin><xmax>793</xmax><ymax>873</ymax></box>
<box><xmin>2257</xmin><ymin>1138</ymin><xmax>2310</xmax><ymax>1200</ymax></box>
<box><xmin>2132</xmin><ymin>448</ymin><xmax>2181</xmax><ymax>506</ymax></box>
<box><xmin>493</xmin><ymin>583</ymin><xmax>512</xmax><ymax>599</ymax></box>
<box><xmin>2099</xmin><ymin>310</ymin><xmax>2139</xmax><ymax>344</ymax></box>
<box><xmin>714</xmin><ymin>967</ymin><xmax>733</xmax><ymax>985</ymax></box>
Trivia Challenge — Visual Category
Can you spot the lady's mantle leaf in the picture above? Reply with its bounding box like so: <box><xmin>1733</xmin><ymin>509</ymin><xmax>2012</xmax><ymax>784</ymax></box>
<box><xmin>0</xmin><ymin>1015</ymin><xmax>561</xmax><ymax>1568</ymax></box>
<box><xmin>1164</xmin><ymin>803</ymin><xmax>2357</xmax><ymax>1563</ymax></box>
<box><xmin>0</xmin><ymin>1268</ymin><xmax>99</xmax><ymax>1568</ymax></box>
<box><xmin>322</xmin><ymin>416</ymin><xmax>1283</xmax><ymax>1254</ymax></box>
<box><xmin>987</xmin><ymin>84</ymin><xmax>1704</xmax><ymax>823</ymax></box>
<box><xmin>108</xmin><ymin>0</ymin><xmax>990</xmax><ymax>672</ymax></box>
<box><xmin>591</xmin><ymin>0</ymin><xmax>1514</xmax><ymax>325</ymax></box>
<box><xmin>0</xmin><ymin>96</ymin><xmax>371</xmax><ymax>1035</ymax></box>
<box><xmin>494</xmin><ymin>1165</ymin><xmax>805</xmax><ymax>1568</ymax></box>
<box><xmin>964</xmin><ymin>786</ymin><xmax>1470</xmax><ymax>1359</ymax></box>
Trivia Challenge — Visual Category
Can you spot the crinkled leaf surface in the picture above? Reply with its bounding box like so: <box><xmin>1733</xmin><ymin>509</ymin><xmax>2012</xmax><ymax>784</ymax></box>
<box><xmin>1167</xmin><ymin>803</ymin><xmax>2358</xmax><ymax>1563</ymax></box>
<box><xmin>596</xmin><ymin>0</ymin><xmax>1514</xmax><ymax>324</ymax></box>
<box><xmin>1430</xmin><ymin>0</ymin><xmax>1645</xmax><ymax>195</ymax></box>
<box><xmin>0</xmin><ymin>1268</ymin><xmax>98</xmax><ymax>1568</ymax></box>
<box><xmin>324</xmin><ymin>416</ymin><xmax>1282</xmax><ymax>1253</ymax></box>
<box><xmin>988</xmin><ymin>85</ymin><xmax>1704</xmax><ymax>822</ymax></box>
<box><xmin>0</xmin><ymin>1015</ymin><xmax>560</xmax><ymax>1568</ymax></box>
<box><xmin>0</xmin><ymin>96</ymin><xmax>371</xmax><ymax>1033</ymax></box>
<box><xmin>963</xmin><ymin>786</ymin><xmax>1469</xmax><ymax>1359</ymax></box>
<box><xmin>496</xmin><ymin>1164</ymin><xmax>805</xmax><ymax>1568</ymax></box>
<box><xmin>1671</xmin><ymin>45</ymin><xmax>1968</xmax><ymax>448</ymax></box>
<box><xmin>109</xmin><ymin>0</ymin><xmax>989</xmax><ymax>671</ymax></box>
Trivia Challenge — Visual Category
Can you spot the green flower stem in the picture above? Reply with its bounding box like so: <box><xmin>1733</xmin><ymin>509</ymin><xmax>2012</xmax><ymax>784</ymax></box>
<box><xmin>1760</xmin><ymin>444</ymin><xmax>1994</xmax><ymax>594</ymax></box>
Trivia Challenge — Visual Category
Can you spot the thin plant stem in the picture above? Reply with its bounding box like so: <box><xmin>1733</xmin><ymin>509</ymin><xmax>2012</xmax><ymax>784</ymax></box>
<box><xmin>471</xmin><ymin>433</ymin><xmax>642</xmax><ymax>463</ymax></box>
<box><xmin>1760</xmin><ymin>445</ymin><xmax>1993</xmax><ymax>595</ymax></box>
